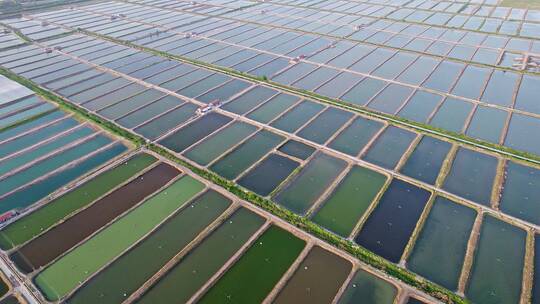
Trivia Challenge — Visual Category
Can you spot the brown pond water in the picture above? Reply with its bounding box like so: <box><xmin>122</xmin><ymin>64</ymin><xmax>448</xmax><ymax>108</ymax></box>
<box><xmin>273</xmin><ymin>246</ymin><xmax>352</xmax><ymax>304</ymax></box>
<box><xmin>10</xmin><ymin>163</ymin><xmax>179</xmax><ymax>273</ymax></box>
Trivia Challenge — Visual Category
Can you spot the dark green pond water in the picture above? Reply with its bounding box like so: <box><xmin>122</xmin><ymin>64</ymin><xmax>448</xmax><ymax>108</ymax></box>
<box><xmin>136</xmin><ymin>208</ymin><xmax>265</xmax><ymax>304</ymax></box>
<box><xmin>312</xmin><ymin>166</ymin><xmax>387</xmax><ymax>237</ymax></box>
<box><xmin>199</xmin><ymin>225</ymin><xmax>305</xmax><ymax>304</ymax></box>
<box><xmin>66</xmin><ymin>190</ymin><xmax>231</xmax><ymax>304</ymax></box>
<box><xmin>274</xmin><ymin>153</ymin><xmax>347</xmax><ymax>215</ymax></box>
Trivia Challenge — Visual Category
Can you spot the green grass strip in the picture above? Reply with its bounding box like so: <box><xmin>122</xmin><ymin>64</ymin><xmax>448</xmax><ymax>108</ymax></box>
<box><xmin>0</xmin><ymin>153</ymin><xmax>157</xmax><ymax>250</ymax></box>
<box><xmin>34</xmin><ymin>175</ymin><xmax>204</xmax><ymax>301</ymax></box>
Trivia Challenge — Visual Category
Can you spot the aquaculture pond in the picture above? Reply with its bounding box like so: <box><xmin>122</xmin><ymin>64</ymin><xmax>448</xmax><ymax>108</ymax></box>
<box><xmin>116</xmin><ymin>95</ymin><xmax>180</xmax><ymax>129</ymax></box>
<box><xmin>97</xmin><ymin>89</ymin><xmax>166</xmax><ymax>120</ymax></box>
<box><xmin>533</xmin><ymin>235</ymin><xmax>540</xmax><ymax>304</ymax></box>
<box><xmin>407</xmin><ymin>297</ymin><xmax>429</xmax><ymax>304</ymax></box>
<box><xmin>277</xmin><ymin>140</ymin><xmax>315</xmax><ymax>160</ymax></box>
<box><xmin>270</xmin><ymin>100</ymin><xmax>325</xmax><ymax>133</ymax></box>
<box><xmin>0</xmin><ymin>110</ymin><xmax>64</xmax><ymax>142</ymax></box>
<box><xmin>34</xmin><ymin>176</ymin><xmax>204</xmax><ymax>301</ymax></box>
<box><xmin>505</xmin><ymin>113</ymin><xmax>540</xmax><ymax>156</ymax></box>
<box><xmin>159</xmin><ymin>112</ymin><xmax>232</xmax><ymax>153</ymax></box>
<box><xmin>312</xmin><ymin>166</ymin><xmax>387</xmax><ymax>237</ymax></box>
<box><xmin>66</xmin><ymin>190</ymin><xmax>231</xmax><ymax>304</ymax></box>
<box><xmin>0</xmin><ymin>127</ymin><xmax>96</xmax><ymax>177</ymax></box>
<box><xmin>0</xmin><ymin>117</ymin><xmax>80</xmax><ymax>158</ymax></box>
<box><xmin>198</xmin><ymin>225</ymin><xmax>305</xmax><ymax>303</ymax></box>
<box><xmin>274</xmin><ymin>152</ymin><xmax>347</xmax><ymax>215</ymax></box>
<box><xmin>362</xmin><ymin>126</ymin><xmax>416</xmax><ymax>170</ymax></box>
<box><xmin>0</xmin><ymin>153</ymin><xmax>156</xmax><ymax>250</ymax></box>
<box><xmin>273</xmin><ymin>246</ymin><xmax>352</xmax><ymax>304</ymax></box>
<box><xmin>443</xmin><ymin>147</ymin><xmax>497</xmax><ymax>206</ymax></box>
<box><xmin>296</xmin><ymin>108</ymin><xmax>353</xmax><ymax>144</ymax></box>
<box><xmin>355</xmin><ymin>179</ymin><xmax>431</xmax><ymax>263</ymax></box>
<box><xmin>7</xmin><ymin>7</ymin><xmax>540</xmax><ymax>304</ymax></box>
<box><xmin>183</xmin><ymin>121</ymin><xmax>257</xmax><ymax>166</ymax></box>
<box><xmin>0</xmin><ymin>144</ymin><xmax>127</xmax><ymax>214</ymax></box>
<box><xmin>328</xmin><ymin>117</ymin><xmax>384</xmax><ymax>157</ymax></box>
<box><xmin>246</xmin><ymin>93</ymin><xmax>299</xmax><ymax>124</ymax></box>
<box><xmin>0</xmin><ymin>102</ymin><xmax>56</xmax><ymax>129</ymax></box>
<box><xmin>136</xmin><ymin>208</ymin><xmax>265</xmax><ymax>304</ymax></box>
<box><xmin>338</xmin><ymin>269</ymin><xmax>398</xmax><ymax>304</ymax></box>
<box><xmin>407</xmin><ymin>197</ymin><xmax>477</xmax><ymax>290</ymax></box>
<box><xmin>210</xmin><ymin>130</ymin><xmax>284</xmax><ymax>180</ymax></box>
<box><xmin>0</xmin><ymin>95</ymin><xmax>129</xmax><ymax>214</ymax></box>
<box><xmin>466</xmin><ymin>215</ymin><xmax>526</xmax><ymax>304</ymax></box>
<box><xmin>238</xmin><ymin>153</ymin><xmax>299</xmax><ymax>196</ymax></box>
<box><xmin>10</xmin><ymin>163</ymin><xmax>180</xmax><ymax>273</ymax></box>
<box><xmin>0</xmin><ymin>276</ymin><xmax>7</xmax><ymax>299</ymax></box>
<box><xmin>0</xmin><ymin>135</ymin><xmax>113</xmax><ymax>197</ymax></box>
<box><xmin>499</xmin><ymin>161</ymin><xmax>540</xmax><ymax>225</ymax></box>
<box><xmin>134</xmin><ymin>103</ymin><xmax>198</xmax><ymax>140</ymax></box>
<box><xmin>0</xmin><ymin>296</ymin><xmax>19</xmax><ymax>304</ymax></box>
<box><xmin>222</xmin><ymin>86</ymin><xmax>277</xmax><ymax>115</ymax></box>
<box><xmin>399</xmin><ymin>136</ymin><xmax>451</xmax><ymax>185</ymax></box>
<box><xmin>465</xmin><ymin>106</ymin><xmax>507</xmax><ymax>144</ymax></box>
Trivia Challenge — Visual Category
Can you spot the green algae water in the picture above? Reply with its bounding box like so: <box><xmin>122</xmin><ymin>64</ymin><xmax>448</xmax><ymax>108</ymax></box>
<box><xmin>137</xmin><ymin>208</ymin><xmax>265</xmax><ymax>304</ymax></box>
<box><xmin>198</xmin><ymin>225</ymin><xmax>305</xmax><ymax>304</ymax></box>
<box><xmin>66</xmin><ymin>190</ymin><xmax>231</xmax><ymax>304</ymax></box>
<box><xmin>34</xmin><ymin>176</ymin><xmax>204</xmax><ymax>301</ymax></box>
<box><xmin>312</xmin><ymin>166</ymin><xmax>387</xmax><ymax>237</ymax></box>
<box><xmin>11</xmin><ymin>163</ymin><xmax>178</xmax><ymax>273</ymax></box>
<box><xmin>0</xmin><ymin>153</ymin><xmax>156</xmax><ymax>250</ymax></box>
<box><xmin>274</xmin><ymin>153</ymin><xmax>346</xmax><ymax>215</ymax></box>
